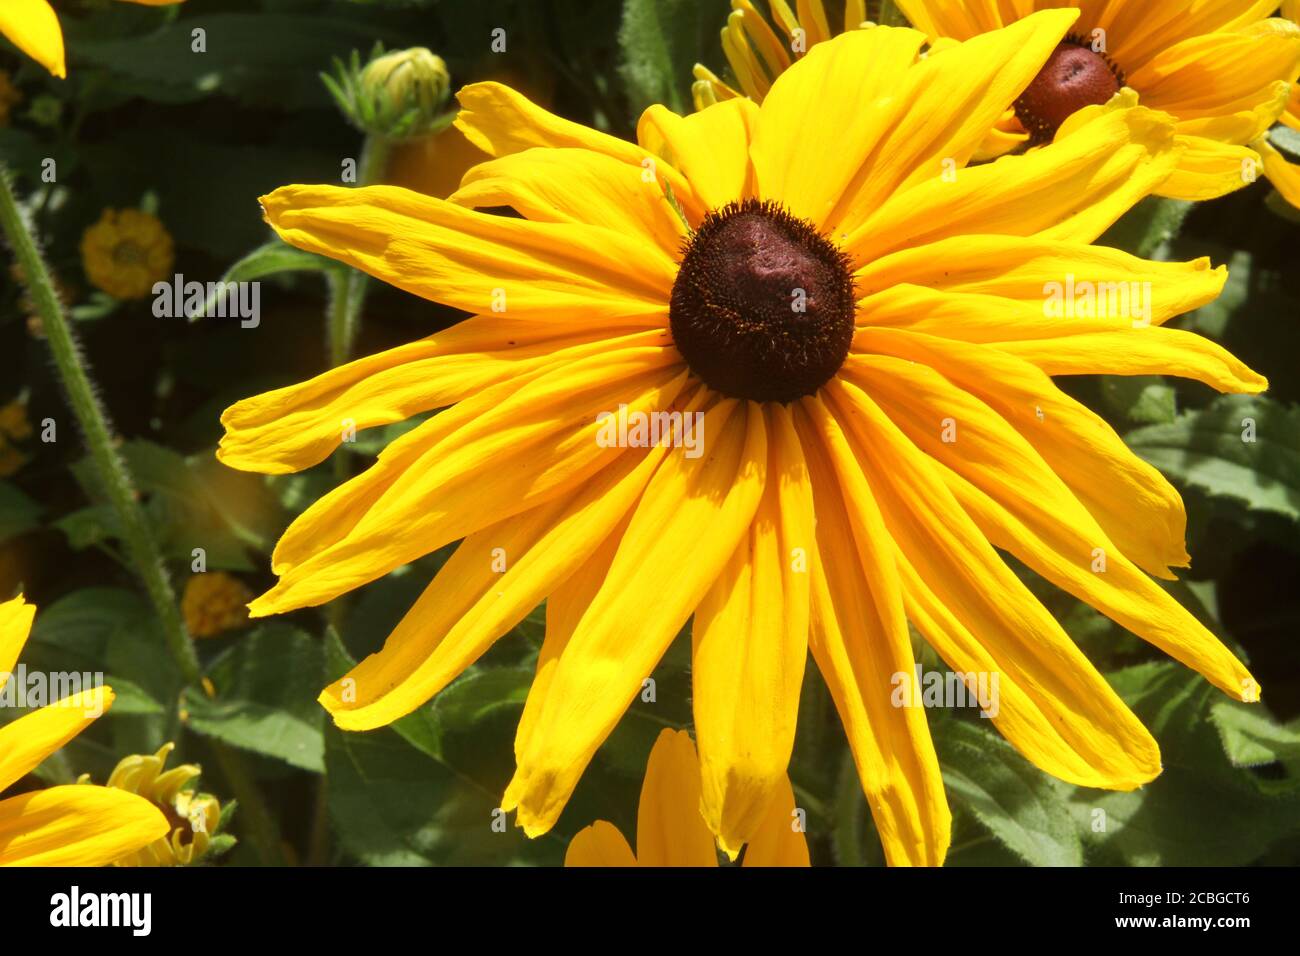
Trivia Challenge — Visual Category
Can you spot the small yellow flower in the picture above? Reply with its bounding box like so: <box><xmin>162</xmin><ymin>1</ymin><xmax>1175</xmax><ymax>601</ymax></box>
<box><xmin>0</xmin><ymin>398</ymin><xmax>32</xmax><ymax>478</ymax></box>
<box><xmin>567</xmin><ymin>729</ymin><xmax>810</xmax><ymax>866</ymax></box>
<box><xmin>0</xmin><ymin>70</ymin><xmax>21</xmax><ymax>126</ymax></box>
<box><xmin>0</xmin><ymin>0</ymin><xmax>187</xmax><ymax>79</ymax></box>
<box><xmin>181</xmin><ymin>571</ymin><xmax>253</xmax><ymax>638</ymax></box>
<box><xmin>81</xmin><ymin>742</ymin><xmax>223</xmax><ymax>866</ymax></box>
<box><xmin>0</xmin><ymin>595</ymin><xmax>170</xmax><ymax>866</ymax></box>
<box><xmin>80</xmin><ymin>208</ymin><xmax>175</xmax><ymax>301</ymax></box>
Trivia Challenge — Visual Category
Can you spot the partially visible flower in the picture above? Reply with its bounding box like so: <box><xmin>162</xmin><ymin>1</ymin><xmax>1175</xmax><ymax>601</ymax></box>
<box><xmin>80</xmin><ymin>742</ymin><xmax>224</xmax><ymax>866</ymax></box>
<box><xmin>693</xmin><ymin>0</ymin><xmax>869</xmax><ymax>109</ymax></box>
<box><xmin>0</xmin><ymin>398</ymin><xmax>32</xmax><ymax>479</ymax></box>
<box><xmin>1255</xmin><ymin>0</ymin><xmax>1300</xmax><ymax>207</ymax></box>
<box><xmin>0</xmin><ymin>70</ymin><xmax>21</xmax><ymax>126</ymax></box>
<box><xmin>897</xmin><ymin>0</ymin><xmax>1300</xmax><ymax>201</ymax></box>
<box><xmin>0</xmin><ymin>0</ymin><xmax>187</xmax><ymax>79</ymax></box>
<box><xmin>80</xmin><ymin>208</ymin><xmax>174</xmax><ymax>301</ymax></box>
<box><xmin>567</xmin><ymin>729</ymin><xmax>809</xmax><ymax>866</ymax></box>
<box><xmin>0</xmin><ymin>595</ymin><xmax>169</xmax><ymax>866</ymax></box>
<box><xmin>181</xmin><ymin>571</ymin><xmax>253</xmax><ymax>638</ymax></box>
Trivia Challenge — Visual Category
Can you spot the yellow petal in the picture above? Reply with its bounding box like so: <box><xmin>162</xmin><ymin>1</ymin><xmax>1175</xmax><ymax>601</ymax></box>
<box><xmin>564</xmin><ymin>820</ymin><xmax>637</xmax><ymax>867</ymax></box>
<box><xmin>739</xmin><ymin>773</ymin><xmax>811</xmax><ymax>867</ymax></box>
<box><xmin>855</xmin><ymin>326</ymin><xmax>1190</xmax><ymax>580</ymax></box>
<box><xmin>253</xmin><ymin>346</ymin><xmax>688</xmax><ymax>614</ymax></box>
<box><xmin>452</xmin><ymin>147</ymin><xmax>686</xmax><ymax>256</ymax></box>
<box><xmin>1158</xmin><ymin>135</ymin><xmax>1261</xmax><ymax>201</ymax></box>
<box><xmin>1130</xmin><ymin>20</ymin><xmax>1300</xmax><ymax>120</ymax></box>
<box><xmin>260</xmin><ymin>184</ymin><xmax>675</xmax><ymax>321</ymax></box>
<box><xmin>0</xmin><ymin>687</ymin><xmax>113</xmax><ymax>792</ymax></box>
<box><xmin>844</xmin><ymin>353</ymin><xmax>1259</xmax><ymax>704</ymax></box>
<box><xmin>637</xmin><ymin>97</ymin><xmax>759</xmax><ymax>212</ymax></box>
<box><xmin>219</xmin><ymin>321</ymin><xmax>665</xmax><ymax>476</ymax></box>
<box><xmin>796</xmin><ymin>395</ymin><xmax>950</xmax><ymax>866</ymax></box>
<box><xmin>750</xmin><ymin>24</ymin><xmax>928</xmax><ymax>228</ymax></box>
<box><xmin>995</xmin><ymin>327</ymin><xmax>1268</xmax><ymax>394</ymax></box>
<box><xmin>320</xmin><ymin>444</ymin><xmax>668</xmax><ymax>730</ymax></box>
<box><xmin>635</xmin><ymin>729</ymin><xmax>718</xmax><ymax>867</ymax></box>
<box><xmin>0</xmin><ymin>0</ymin><xmax>65</xmax><ymax>79</ymax></box>
<box><xmin>823</xmin><ymin>375</ymin><xmax>1164</xmax><ymax>789</ymax></box>
<box><xmin>827</xmin><ymin>8</ymin><xmax>1080</xmax><ymax>233</ymax></box>
<box><xmin>454</xmin><ymin>82</ymin><xmax>704</xmax><ymax>222</ymax></box>
<box><xmin>0</xmin><ymin>785</ymin><xmax>169</xmax><ymax>867</ymax></box>
<box><xmin>0</xmin><ymin>594</ymin><xmax>35</xmax><ymax>688</ymax></box>
<box><xmin>1257</xmin><ymin>135</ymin><xmax>1300</xmax><ymax>208</ymax></box>
<box><xmin>504</xmin><ymin>398</ymin><xmax>767</xmax><ymax>837</ymax></box>
<box><xmin>845</xmin><ymin>98</ymin><xmax>1180</xmax><ymax>263</ymax></box>
<box><xmin>692</xmin><ymin>403</ymin><xmax>811</xmax><ymax>857</ymax></box>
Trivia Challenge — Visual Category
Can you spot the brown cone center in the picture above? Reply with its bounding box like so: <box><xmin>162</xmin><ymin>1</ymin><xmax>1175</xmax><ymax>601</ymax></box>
<box><xmin>1014</xmin><ymin>41</ymin><xmax>1123</xmax><ymax>145</ymax></box>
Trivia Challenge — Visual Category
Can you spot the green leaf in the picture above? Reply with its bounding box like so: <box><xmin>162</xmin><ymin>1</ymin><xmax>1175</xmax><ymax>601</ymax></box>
<box><xmin>1100</xmin><ymin>375</ymin><xmax>1177</xmax><ymax>427</ymax></box>
<box><xmin>618</xmin><ymin>0</ymin><xmax>727</xmax><ymax>115</ymax></box>
<box><xmin>1099</xmin><ymin>196</ymin><xmax>1194</xmax><ymax>259</ymax></box>
<box><xmin>1126</xmin><ymin>395</ymin><xmax>1300</xmax><ymax>524</ymax></box>
<box><xmin>1210</xmin><ymin>701</ymin><xmax>1300</xmax><ymax>769</ymax></box>
<box><xmin>937</xmin><ymin>720</ymin><xmax>1083</xmax><ymax>866</ymax></box>
<box><xmin>0</xmin><ymin>479</ymin><xmax>42</xmax><ymax>547</ymax></box>
<box><xmin>183</xmin><ymin>623</ymin><xmax>325</xmax><ymax>772</ymax></box>
<box><xmin>196</xmin><ymin>241</ymin><xmax>338</xmax><ymax>322</ymax></box>
<box><xmin>1268</xmin><ymin>124</ymin><xmax>1300</xmax><ymax>160</ymax></box>
<box><xmin>1073</xmin><ymin>663</ymin><xmax>1300</xmax><ymax>865</ymax></box>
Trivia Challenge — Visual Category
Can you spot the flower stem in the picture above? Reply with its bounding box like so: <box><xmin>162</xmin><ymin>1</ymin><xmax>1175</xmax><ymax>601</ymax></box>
<box><xmin>0</xmin><ymin>161</ymin><xmax>200</xmax><ymax>686</ymax></box>
<box><xmin>328</xmin><ymin>133</ymin><xmax>391</xmax><ymax>367</ymax></box>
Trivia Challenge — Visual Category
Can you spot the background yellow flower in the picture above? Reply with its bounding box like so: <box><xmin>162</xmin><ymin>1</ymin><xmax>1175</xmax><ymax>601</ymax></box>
<box><xmin>80</xmin><ymin>208</ymin><xmax>175</xmax><ymax>301</ymax></box>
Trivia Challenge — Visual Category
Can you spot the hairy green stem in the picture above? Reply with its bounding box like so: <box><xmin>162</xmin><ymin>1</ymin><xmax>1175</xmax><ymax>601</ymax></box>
<box><xmin>0</xmin><ymin>161</ymin><xmax>200</xmax><ymax>686</ymax></box>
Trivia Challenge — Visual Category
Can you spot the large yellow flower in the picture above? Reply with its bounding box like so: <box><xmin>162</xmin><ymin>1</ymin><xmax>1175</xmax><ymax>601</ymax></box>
<box><xmin>0</xmin><ymin>595</ymin><xmax>169</xmax><ymax>866</ymax></box>
<box><xmin>566</xmin><ymin>729</ymin><xmax>809</xmax><ymax>867</ymax></box>
<box><xmin>896</xmin><ymin>0</ymin><xmax>1300</xmax><ymax>200</ymax></box>
<box><xmin>221</xmin><ymin>11</ymin><xmax>1268</xmax><ymax>865</ymax></box>
<box><xmin>0</xmin><ymin>0</ymin><xmax>185</xmax><ymax>79</ymax></box>
<box><xmin>1256</xmin><ymin>0</ymin><xmax>1300</xmax><ymax>206</ymax></box>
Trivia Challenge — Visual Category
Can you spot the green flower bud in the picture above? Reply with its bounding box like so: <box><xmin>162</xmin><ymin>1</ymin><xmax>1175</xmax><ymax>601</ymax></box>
<box><xmin>323</xmin><ymin>45</ymin><xmax>453</xmax><ymax>141</ymax></box>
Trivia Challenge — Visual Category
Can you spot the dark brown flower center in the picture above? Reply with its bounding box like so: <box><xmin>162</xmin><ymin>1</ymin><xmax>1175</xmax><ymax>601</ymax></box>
<box><xmin>1014</xmin><ymin>37</ymin><xmax>1124</xmax><ymax>145</ymax></box>
<box><xmin>669</xmin><ymin>199</ymin><xmax>856</xmax><ymax>404</ymax></box>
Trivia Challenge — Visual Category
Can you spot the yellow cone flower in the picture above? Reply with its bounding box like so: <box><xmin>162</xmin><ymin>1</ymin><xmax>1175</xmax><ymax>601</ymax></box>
<box><xmin>181</xmin><ymin>572</ymin><xmax>253</xmax><ymax>638</ymax></box>
<box><xmin>80</xmin><ymin>742</ymin><xmax>223</xmax><ymax>866</ymax></box>
<box><xmin>894</xmin><ymin>1</ymin><xmax>1300</xmax><ymax>201</ymax></box>
<box><xmin>0</xmin><ymin>0</ymin><xmax>186</xmax><ymax>79</ymax></box>
<box><xmin>221</xmin><ymin>11</ymin><xmax>1268</xmax><ymax>866</ymax></box>
<box><xmin>0</xmin><ymin>595</ymin><xmax>170</xmax><ymax>866</ymax></box>
<box><xmin>567</xmin><ymin>729</ymin><xmax>809</xmax><ymax>866</ymax></box>
<box><xmin>80</xmin><ymin>208</ymin><xmax>175</xmax><ymax>301</ymax></box>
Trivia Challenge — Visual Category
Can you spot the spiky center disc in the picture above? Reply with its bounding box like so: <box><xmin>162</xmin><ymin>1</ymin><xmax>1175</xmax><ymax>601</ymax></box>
<box><xmin>669</xmin><ymin>199</ymin><xmax>857</xmax><ymax>404</ymax></box>
<box><xmin>1014</xmin><ymin>38</ymin><xmax>1124</xmax><ymax>145</ymax></box>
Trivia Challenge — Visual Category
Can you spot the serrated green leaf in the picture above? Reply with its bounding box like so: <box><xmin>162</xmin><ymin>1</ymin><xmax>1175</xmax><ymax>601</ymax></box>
<box><xmin>1210</xmin><ymin>701</ymin><xmax>1300</xmax><ymax>769</ymax></box>
<box><xmin>183</xmin><ymin>624</ymin><xmax>325</xmax><ymax>772</ymax></box>
<box><xmin>1099</xmin><ymin>195</ymin><xmax>1194</xmax><ymax>259</ymax></box>
<box><xmin>1126</xmin><ymin>395</ymin><xmax>1300</xmax><ymax>523</ymax></box>
<box><xmin>938</xmin><ymin>720</ymin><xmax>1083</xmax><ymax>866</ymax></box>
<box><xmin>1101</xmin><ymin>375</ymin><xmax>1177</xmax><ymax>426</ymax></box>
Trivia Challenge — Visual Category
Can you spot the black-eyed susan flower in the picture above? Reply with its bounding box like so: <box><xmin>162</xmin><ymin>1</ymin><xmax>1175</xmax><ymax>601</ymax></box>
<box><xmin>0</xmin><ymin>595</ymin><xmax>169</xmax><ymax>865</ymax></box>
<box><xmin>221</xmin><ymin>11</ymin><xmax>1268</xmax><ymax>865</ymax></box>
<box><xmin>566</xmin><ymin>729</ymin><xmax>809</xmax><ymax>867</ymax></box>
<box><xmin>79</xmin><ymin>742</ymin><xmax>224</xmax><ymax>866</ymax></box>
<box><xmin>692</xmin><ymin>0</ymin><xmax>869</xmax><ymax>109</ymax></box>
<box><xmin>896</xmin><ymin>0</ymin><xmax>1300</xmax><ymax>200</ymax></box>
<box><xmin>0</xmin><ymin>0</ymin><xmax>186</xmax><ymax>79</ymax></box>
<box><xmin>80</xmin><ymin>208</ymin><xmax>174</xmax><ymax>301</ymax></box>
<box><xmin>181</xmin><ymin>572</ymin><xmax>253</xmax><ymax>639</ymax></box>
